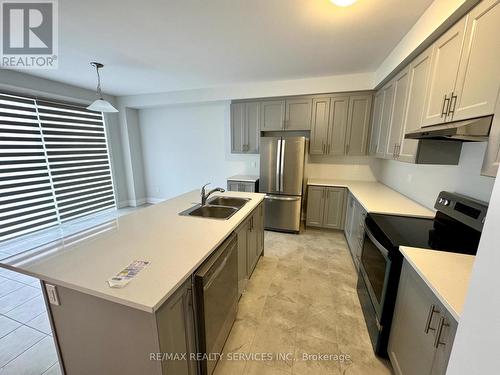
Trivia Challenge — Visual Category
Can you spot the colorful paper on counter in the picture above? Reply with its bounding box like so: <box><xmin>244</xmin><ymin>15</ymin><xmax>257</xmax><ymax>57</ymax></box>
<box><xmin>107</xmin><ymin>260</ymin><xmax>150</xmax><ymax>288</ymax></box>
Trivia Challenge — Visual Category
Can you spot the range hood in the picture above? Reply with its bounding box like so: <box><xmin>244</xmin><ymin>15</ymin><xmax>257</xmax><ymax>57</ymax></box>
<box><xmin>405</xmin><ymin>116</ymin><xmax>493</xmax><ymax>141</ymax></box>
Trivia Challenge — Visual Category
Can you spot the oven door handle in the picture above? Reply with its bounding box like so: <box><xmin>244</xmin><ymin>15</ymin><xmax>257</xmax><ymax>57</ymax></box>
<box><xmin>365</xmin><ymin>226</ymin><xmax>391</xmax><ymax>261</ymax></box>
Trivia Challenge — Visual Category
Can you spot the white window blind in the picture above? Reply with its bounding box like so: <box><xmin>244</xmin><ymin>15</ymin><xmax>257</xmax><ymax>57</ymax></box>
<box><xmin>0</xmin><ymin>93</ymin><xmax>116</xmax><ymax>242</ymax></box>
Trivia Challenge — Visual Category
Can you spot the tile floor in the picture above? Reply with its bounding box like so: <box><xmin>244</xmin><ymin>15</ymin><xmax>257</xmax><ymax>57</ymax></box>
<box><xmin>214</xmin><ymin>228</ymin><xmax>393</xmax><ymax>375</ymax></box>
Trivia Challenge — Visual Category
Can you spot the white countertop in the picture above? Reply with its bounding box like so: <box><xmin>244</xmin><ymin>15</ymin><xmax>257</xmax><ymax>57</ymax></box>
<box><xmin>227</xmin><ymin>174</ymin><xmax>259</xmax><ymax>182</ymax></box>
<box><xmin>307</xmin><ymin>179</ymin><xmax>434</xmax><ymax>217</ymax></box>
<box><xmin>0</xmin><ymin>190</ymin><xmax>265</xmax><ymax>313</ymax></box>
<box><xmin>400</xmin><ymin>246</ymin><xmax>475</xmax><ymax>321</ymax></box>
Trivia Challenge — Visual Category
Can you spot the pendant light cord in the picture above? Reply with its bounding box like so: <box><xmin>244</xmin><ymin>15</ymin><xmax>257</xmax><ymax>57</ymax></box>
<box><xmin>95</xmin><ymin>65</ymin><xmax>103</xmax><ymax>99</ymax></box>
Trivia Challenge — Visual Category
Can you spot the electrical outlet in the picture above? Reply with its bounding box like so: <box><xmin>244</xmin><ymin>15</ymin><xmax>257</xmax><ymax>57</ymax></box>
<box><xmin>45</xmin><ymin>284</ymin><xmax>60</xmax><ymax>306</ymax></box>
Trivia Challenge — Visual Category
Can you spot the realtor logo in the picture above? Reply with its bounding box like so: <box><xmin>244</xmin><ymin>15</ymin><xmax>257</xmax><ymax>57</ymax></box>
<box><xmin>1</xmin><ymin>0</ymin><xmax>58</xmax><ymax>68</ymax></box>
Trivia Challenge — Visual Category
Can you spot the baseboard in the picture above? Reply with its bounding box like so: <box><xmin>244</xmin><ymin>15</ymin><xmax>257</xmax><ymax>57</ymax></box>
<box><xmin>146</xmin><ymin>197</ymin><xmax>166</xmax><ymax>204</ymax></box>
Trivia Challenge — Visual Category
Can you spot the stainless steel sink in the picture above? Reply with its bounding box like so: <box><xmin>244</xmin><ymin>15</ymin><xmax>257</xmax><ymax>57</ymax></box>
<box><xmin>207</xmin><ymin>196</ymin><xmax>250</xmax><ymax>208</ymax></box>
<box><xmin>179</xmin><ymin>204</ymin><xmax>238</xmax><ymax>220</ymax></box>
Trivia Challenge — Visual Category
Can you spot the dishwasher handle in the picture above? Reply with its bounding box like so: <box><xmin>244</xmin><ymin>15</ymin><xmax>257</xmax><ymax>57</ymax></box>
<box><xmin>204</xmin><ymin>255</ymin><xmax>229</xmax><ymax>291</ymax></box>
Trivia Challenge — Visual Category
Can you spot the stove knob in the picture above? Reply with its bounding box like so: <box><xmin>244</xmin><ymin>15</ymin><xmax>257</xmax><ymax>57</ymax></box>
<box><xmin>438</xmin><ymin>198</ymin><xmax>445</xmax><ymax>204</ymax></box>
<box><xmin>443</xmin><ymin>199</ymin><xmax>450</xmax><ymax>206</ymax></box>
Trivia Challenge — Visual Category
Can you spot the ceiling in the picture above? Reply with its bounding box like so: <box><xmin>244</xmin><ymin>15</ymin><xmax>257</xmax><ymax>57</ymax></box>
<box><xmin>20</xmin><ymin>0</ymin><xmax>434</xmax><ymax>96</ymax></box>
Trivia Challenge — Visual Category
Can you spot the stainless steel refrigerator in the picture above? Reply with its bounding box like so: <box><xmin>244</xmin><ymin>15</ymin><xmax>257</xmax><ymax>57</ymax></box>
<box><xmin>259</xmin><ymin>136</ymin><xmax>305</xmax><ymax>233</ymax></box>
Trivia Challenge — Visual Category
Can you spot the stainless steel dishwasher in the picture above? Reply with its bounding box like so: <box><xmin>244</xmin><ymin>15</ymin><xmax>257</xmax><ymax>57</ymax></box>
<box><xmin>193</xmin><ymin>233</ymin><xmax>238</xmax><ymax>375</ymax></box>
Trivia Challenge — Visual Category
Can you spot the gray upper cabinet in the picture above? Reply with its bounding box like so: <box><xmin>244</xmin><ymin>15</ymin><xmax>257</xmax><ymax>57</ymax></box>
<box><xmin>328</xmin><ymin>96</ymin><xmax>350</xmax><ymax>155</ymax></box>
<box><xmin>398</xmin><ymin>47</ymin><xmax>433</xmax><ymax>163</ymax></box>
<box><xmin>310</xmin><ymin>97</ymin><xmax>331</xmax><ymax>155</ymax></box>
<box><xmin>230</xmin><ymin>101</ymin><xmax>259</xmax><ymax>153</ymax></box>
<box><xmin>387</xmin><ymin>67</ymin><xmax>411</xmax><ymax>159</ymax></box>
<box><xmin>376</xmin><ymin>81</ymin><xmax>395</xmax><ymax>158</ymax></box>
<box><xmin>260</xmin><ymin>100</ymin><xmax>286</xmax><ymax>131</ymax></box>
<box><xmin>346</xmin><ymin>94</ymin><xmax>372</xmax><ymax>156</ymax></box>
<box><xmin>422</xmin><ymin>17</ymin><xmax>467</xmax><ymax>126</ymax></box>
<box><xmin>452</xmin><ymin>0</ymin><xmax>500</xmax><ymax>121</ymax></box>
<box><xmin>389</xmin><ymin>261</ymin><xmax>458</xmax><ymax>375</ymax></box>
<box><xmin>285</xmin><ymin>97</ymin><xmax>312</xmax><ymax>130</ymax></box>
<box><xmin>369</xmin><ymin>90</ymin><xmax>384</xmax><ymax>155</ymax></box>
<box><xmin>310</xmin><ymin>93</ymin><xmax>372</xmax><ymax>156</ymax></box>
<box><xmin>306</xmin><ymin>186</ymin><xmax>345</xmax><ymax>230</ymax></box>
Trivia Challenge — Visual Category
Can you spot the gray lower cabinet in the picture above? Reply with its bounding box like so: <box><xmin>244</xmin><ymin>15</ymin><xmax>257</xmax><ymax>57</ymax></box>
<box><xmin>227</xmin><ymin>180</ymin><xmax>257</xmax><ymax>192</ymax></box>
<box><xmin>230</xmin><ymin>101</ymin><xmax>260</xmax><ymax>153</ymax></box>
<box><xmin>388</xmin><ymin>261</ymin><xmax>458</xmax><ymax>375</ymax></box>
<box><xmin>44</xmin><ymin>278</ymin><xmax>196</xmax><ymax>375</ymax></box>
<box><xmin>306</xmin><ymin>186</ymin><xmax>345</xmax><ymax>230</ymax></box>
<box><xmin>344</xmin><ymin>192</ymin><xmax>366</xmax><ymax>268</ymax></box>
<box><xmin>236</xmin><ymin>202</ymin><xmax>264</xmax><ymax>296</ymax></box>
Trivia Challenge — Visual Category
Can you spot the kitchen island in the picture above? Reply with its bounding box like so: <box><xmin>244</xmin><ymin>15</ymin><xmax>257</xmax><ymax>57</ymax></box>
<box><xmin>0</xmin><ymin>190</ymin><xmax>265</xmax><ymax>375</ymax></box>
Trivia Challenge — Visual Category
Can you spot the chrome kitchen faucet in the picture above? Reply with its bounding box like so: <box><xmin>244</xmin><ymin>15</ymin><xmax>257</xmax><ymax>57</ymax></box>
<box><xmin>200</xmin><ymin>183</ymin><xmax>225</xmax><ymax>206</ymax></box>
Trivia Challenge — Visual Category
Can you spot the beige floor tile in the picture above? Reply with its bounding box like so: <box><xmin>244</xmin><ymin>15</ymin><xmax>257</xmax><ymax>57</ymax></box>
<box><xmin>0</xmin><ymin>315</ymin><xmax>21</xmax><ymax>339</ymax></box>
<box><xmin>0</xmin><ymin>325</ymin><xmax>45</xmax><ymax>367</ymax></box>
<box><xmin>42</xmin><ymin>363</ymin><xmax>62</xmax><ymax>375</ymax></box>
<box><xmin>0</xmin><ymin>286</ymin><xmax>40</xmax><ymax>314</ymax></box>
<box><xmin>5</xmin><ymin>295</ymin><xmax>46</xmax><ymax>324</ymax></box>
<box><xmin>214</xmin><ymin>229</ymin><xmax>393</xmax><ymax>375</ymax></box>
<box><xmin>1</xmin><ymin>335</ymin><xmax>58</xmax><ymax>374</ymax></box>
<box><xmin>26</xmin><ymin>311</ymin><xmax>52</xmax><ymax>334</ymax></box>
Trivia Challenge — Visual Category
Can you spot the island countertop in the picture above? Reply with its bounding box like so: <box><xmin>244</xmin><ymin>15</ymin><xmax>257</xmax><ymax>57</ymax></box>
<box><xmin>0</xmin><ymin>190</ymin><xmax>265</xmax><ymax>313</ymax></box>
<box><xmin>307</xmin><ymin>178</ymin><xmax>434</xmax><ymax>218</ymax></box>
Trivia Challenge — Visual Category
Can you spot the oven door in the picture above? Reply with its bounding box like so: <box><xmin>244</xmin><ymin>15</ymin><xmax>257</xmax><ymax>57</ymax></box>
<box><xmin>359</xmin><ymin>226</ymin><xmax>392</xmax><ymax>323</ymax></box>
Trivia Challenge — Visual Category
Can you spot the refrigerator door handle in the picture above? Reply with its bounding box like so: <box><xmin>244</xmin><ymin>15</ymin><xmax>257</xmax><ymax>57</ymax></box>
<box><xmin>280</xmin><ymin>139</ymin><xmax>285</xmax><ymax>192</ymax></box>
<box><xmin>265</xmin><ymin>194</ymin><xmax>301</xmax><ymax>201</ymax></box>
<box><xmin>276</xmin><ymin>139</ymin><xmax>281</xmax><ymax>192</ymax></box>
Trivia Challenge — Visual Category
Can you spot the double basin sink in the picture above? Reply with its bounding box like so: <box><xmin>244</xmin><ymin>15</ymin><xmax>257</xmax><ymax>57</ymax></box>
<box><xmin>179</xmin><ymin>196</ymin><xmax>250</xmax><ymax>220</ymax></box>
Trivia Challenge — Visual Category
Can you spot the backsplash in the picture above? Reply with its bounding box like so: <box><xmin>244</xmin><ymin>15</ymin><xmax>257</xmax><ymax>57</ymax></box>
<box><xmin>374</xmin><ymin>142</ymin><xmax>495</xmax><ymax>209</ymax></box>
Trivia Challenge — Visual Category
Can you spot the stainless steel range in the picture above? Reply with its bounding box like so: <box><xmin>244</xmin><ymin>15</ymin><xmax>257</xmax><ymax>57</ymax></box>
<box><xmin>357</xmin><ymin>191</ymin><xmax>488</xmax><ymax>357</ymax></box>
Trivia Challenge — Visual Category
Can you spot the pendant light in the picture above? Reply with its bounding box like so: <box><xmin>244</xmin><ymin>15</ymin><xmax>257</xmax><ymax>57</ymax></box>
<box><xmin>87</xmin><ymin>62</ymin><xmax>118</xmax><ymax>113</ymax></box>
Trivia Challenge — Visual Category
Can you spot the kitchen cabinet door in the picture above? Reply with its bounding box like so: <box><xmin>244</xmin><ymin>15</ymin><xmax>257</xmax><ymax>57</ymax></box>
<box><xmin>156</xmin><ymin>279</ymin><xmax>197</xmax><ymax>375</ymax></box>
<box><xmin>285</xmin><ymin>97</ymin><xmax>312</xmax><ymax>130</ymax></box>
<box><xmin>452</xmin><ymin>0</ymin><xmax>500</xmax><ymax>121</ymax></box>
<box><xmin>323</xmin><ymin>187</ymin><xmax>345</xmax><ymax>230</ymax></box>
<box><xmin>306</xmin><ymin>186</ymin><xmax>325</xmax><ymax>227</ymax></box>
<box><xmin>346</xmin><ymin>94</ymin><xmax>373</xmax><ymax>156</ymax></box>
<box><xmin>255</xmin><ymin>203</ymin><xmax>264</xmax><ymax>257</ymax></box>
<box><xmin>422</xmin><ymin>18</ymin><xmax>467</xmax><ymax>126</ymax></box>
<box><xmin>236</xmin><ymin>220</ymin><xmax>249</xmax><ymax>297</ymax></box>
<box><xmin>310</xmin><ymin>98</ymin><xmax>331</xmax><ymax>155</ymax></box>
<box><xmin>344</xmin><ymin>193</ymin><xmax>356</xmax><ymax>249</ymax></box>
<box><xmin>261</xmin><ymin>100</ymin><xmax>285</xmax><ymax>131</ymax></box>
<box><xmin>231</xmin><ymin>102</ymin><xmax>246</xmax><ymax>153</ymax></box>
<box><xmin>247</xmin><ymin>213</ymin><xmax>259</xmax><ymax>276</ymax></box>
<box><xmin>399</xmin><ymin>48</ymin><xmax>432</xmax><ymax>163</ymax></box>
<box><xmin>430</xmin><ymin>311</ymin><xmax>458</xmax><ymax>375</ymax></box>
<box><xmin>245</xmin><ymin>101</ymin><xmax>260</xmax><ymax>153</ymax></box>
<box><xmin>327</xmin><ymin>96</ymin><xmax>349</xmax><ymax>155</ymax></box>
<box><xmin>376</xmin><ymin>81</ymin><xmax>395</xmax><ymax>158</ymax></box>
<box><xmin>389</xmin><ymin>262</ymin><xmax>442</xmax><ymax>375</ymax></box>
<box><xmin>388</xmin><ymin>67</ymin><xmax>410</xmax><ymax>159</ymax></box>
<box><xmin>227</xmin><ymin>182</ymin><xmax>240</xmax><ymax>191</ymax></box>
<box><xmin>369</xmin><ymin>90</ymin><xmax>384</xmax><ymax>155</ymax></box>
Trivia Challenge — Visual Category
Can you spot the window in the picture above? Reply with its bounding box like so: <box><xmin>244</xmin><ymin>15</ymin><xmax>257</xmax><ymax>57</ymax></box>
<box><xmin>0</xmin><ymin>93</ymin><xmax>116</xmax><ymax>242</ymax></box>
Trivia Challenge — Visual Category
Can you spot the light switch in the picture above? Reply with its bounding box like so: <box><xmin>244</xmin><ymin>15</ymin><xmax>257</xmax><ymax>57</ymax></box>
<box><xmin>45</xmin><ymin>284</ymin><xmax>60</xmax><ymax>306</ymax></box>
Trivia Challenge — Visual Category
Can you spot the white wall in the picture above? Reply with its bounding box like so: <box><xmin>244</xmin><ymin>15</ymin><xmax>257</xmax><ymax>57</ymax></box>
<box><xmin>375</xmin><ymin>142</ymin><xmax>495</xmax><ymax>209</ymax></box>
<box><xmin>138</xmin><ymin>101</ymin><xmax>259</xmax><ymax>201</ymax></box>
<box><xmin>305</xmin><ymin>154</ymin><xmax>378</xmax><ymax>182</ymax></box>
<box><xmin>118</xmin><ymin>72</ymin><xmax>375</xmax><ymax>109</ymax></box>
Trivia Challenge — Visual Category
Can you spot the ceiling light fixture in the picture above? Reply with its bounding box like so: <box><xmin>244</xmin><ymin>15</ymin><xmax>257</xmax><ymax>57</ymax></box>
<box><xmin>330</xmin><ymin>0</ymin><xmax>357</xmax><ymax>7</ymax></box>
<box><xmin>87</xmin><ymin>62</ymin><xmax>118</xmax><ymax>113</ymax></box>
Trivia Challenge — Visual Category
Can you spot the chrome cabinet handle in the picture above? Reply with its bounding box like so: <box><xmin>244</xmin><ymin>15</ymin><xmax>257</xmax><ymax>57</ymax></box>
<box><xmin>322</xmin><ymin>144</ymin><xmax>326</xmax><ymax>154</ymax></box>
<box><xmin>396</xmin><ymin>144</ymin><xmax>401</xmax><ymax>159</ymax></box>
<box><xmin>434</xmin><ymin>316</ymin><xmax>449</xmax><ymax>348</ymax></box>
<box><xmin>441</xmin><ymin>95</ymin><xmax>450</xmax><ymax>118</ymax></box>
<box><xmin>346</xmin><ymin>144</ymin><xmax>350</xmax><ymax>155</ymax></box>
<box><xmin>448</xmin><ymin>93</ymin><xmax>458</xmax><ymax>118</ymax></box>
<box><xmin>424</xmin><ymin>304</ymin><xmax>440</xmax><ymax>333</ymax></box>
<box><xmin>392</xmin><ymin>144</ymin><xmax>396</xmax><ymax>159</ymax></box>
